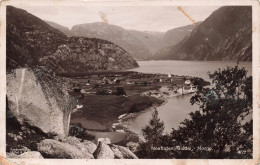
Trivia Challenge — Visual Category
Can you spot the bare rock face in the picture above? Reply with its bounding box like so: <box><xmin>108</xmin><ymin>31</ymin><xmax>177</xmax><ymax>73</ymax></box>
<box><xmin>6</xmin><ymin>67</ymin><xmax>73</xmax><ymax>136</ymax></box>
<box><xmin>93</xmin><ymin>142</ymin><xmax>115</xmax><ymax>159</ymax></box>
<box><xmin>37</xmin><ymin>139</ymin><xmax>94</xmax><ymax>159</ymax></box>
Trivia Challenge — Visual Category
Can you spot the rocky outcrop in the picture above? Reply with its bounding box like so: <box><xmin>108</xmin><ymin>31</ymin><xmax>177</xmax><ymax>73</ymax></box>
<box><xmin>93</xmin><ymin>142</ymin><xmax>115</xmax><ymax>159</ymax></box>
<box><xmin>6</xmin><ymin>67</ymin><xmax>73</xmax><ymax>136</ymax></box>
<box><xmin>7</xmin><ymin>135</ymin><xmax>138</xmax><ymax>159</ymax></box>
<box><xmin>154</xmin><ymin>6</ymin><xmax>252</xmax><ymax>61</ymax></box>
<box><xmin>7</xmin><ymin>151</ymin><xmax>44</xmax><ymax>159</ymax></box>
<box><xmin>7</xmin><ymin>6</ymin><xmax>138</xmax><ymax>72</ymax></box>
<box><xmin>37</xmin><ymin>139</ymin><xmax>94</xmax><ymax>159</ymax></box>
<box><xmin>111</xmin><ymin>144</ymin><xmax>138</xmax><ymax>159</ymax></box>
<box><xmin>60</xmin><ymin>136</ymin><xmax>97</xmax><ymax>155</ymax></box>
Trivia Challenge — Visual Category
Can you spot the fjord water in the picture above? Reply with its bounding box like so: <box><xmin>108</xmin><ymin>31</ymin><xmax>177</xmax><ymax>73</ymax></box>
<box><xmin>128</xmin><ymin>60</ymin><xmax>252</xmax><ymax>135</ymax></box>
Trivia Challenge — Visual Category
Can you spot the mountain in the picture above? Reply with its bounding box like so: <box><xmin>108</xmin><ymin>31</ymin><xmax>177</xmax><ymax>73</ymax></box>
<box><xmin>39</xmin><ymin>37</ymin><xmax>138</xmax><ymax>73</ymax></box>
<box><xmin>7</xmin><ymin>6</ymin><xmax>138</xmax><ymax>73</ymax></box>
<box><xmin>129</xmin><ymin>30</ymin><xmax>164</xmax><ymax>54</ymax></box>
<box><xmin>154</xmin><ymin>6</ymin><xmax>252</xmax><ymax>61</ymax></box>
<box><xmin>162</xmin><ymin>23</ymin><xmax>199</xmax><ymax>48</ymax></box>
<box><xmin>45</xmin><ymin>20</ymin><xmax>73</xmax><ymax>36</ymax></box>
<box><xmin>71</xmin><ymin>22</ymin><xmax>153</xmax><ymax>60</ymax></box>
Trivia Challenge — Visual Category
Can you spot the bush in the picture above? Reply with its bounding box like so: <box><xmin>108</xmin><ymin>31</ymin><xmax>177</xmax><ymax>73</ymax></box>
<box><xmin>69</xmin><ymin>123</ymin><xmax>95</xmax><ymax>141</ymax></box>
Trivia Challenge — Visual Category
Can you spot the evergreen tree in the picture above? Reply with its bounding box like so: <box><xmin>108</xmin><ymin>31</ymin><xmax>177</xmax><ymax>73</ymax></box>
<box><xmin>136</xmin><ymin>109</ymin><xmax>171</xmax><ymax>158</ymax></box>
<box><xmin>169</xmin><ymin>64</ymin><xmax>252</xmax><ymax>158</ymax></box>
<box><xmin>137</xmin><ymin>65</ymin><xmax>252</xmax><ymax>159</ymax></box>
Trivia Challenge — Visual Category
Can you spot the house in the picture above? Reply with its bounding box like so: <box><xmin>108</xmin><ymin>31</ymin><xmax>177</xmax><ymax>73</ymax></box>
<box><xmin>126</xmin><ymin>81</ymin><xmax>133</xmax><ymax>85</ymax></box>
<box><xmin>185</xmin><ymin>80</ymin><xmax>191</xmax><ymax>85</ymax></box>
<box><xmin>112</xmin><ymin>123</ymin><xmax>125</xmax><ymax>132</ymax></box>
<box><xmin>76</xmin><ymin>104</ymin><xmax>83</xmax><ymax>109</ymax></box>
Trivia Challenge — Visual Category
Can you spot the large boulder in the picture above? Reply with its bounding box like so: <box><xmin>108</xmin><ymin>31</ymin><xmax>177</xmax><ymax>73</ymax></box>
<box><xmin>7</xmin><ymin>151</ymin><xmax>44</xmax><ymax>159</ymax></box>
<box><xmin>60</xmin><ymin>136</ymin><xmax>97</xmax><ymax>155</ymax></box>
<box><xmin>37</xmin><ymin>139</ymin><xmax>93</xmax><ymax>159</ymax></box>
<box><xmin>93</xmin><ymin>142</ymin><xmax>115</xmax><ymax>159</ymax></box>
<box><xmin>82</xmin><ymin>140</ymin><xmax>97</xmax><ymax>154</ymax></box>
<box><xmin>111</xmin><ymin>144</ymin><xmax>138</xmax><ymax>159</ymax></box>
<box><xmin>97</xmin><ymin>137</ymin><xmax>111</xmax><ymax>144</ymax></box>
<box><xmin>109</xmin><ymin>145</ymin><xmax>124</xmax><ymax>159</ymax></box>
<box><xmin>6</xmin><ymin>67</ymin><xmax>74</xmax><ymax>136</ymax></box>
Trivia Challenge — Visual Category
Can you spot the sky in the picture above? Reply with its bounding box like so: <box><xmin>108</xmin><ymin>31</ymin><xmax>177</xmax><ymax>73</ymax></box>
<box><xmin>15</xmin><ymin>5</ymin><xmax>220</xmax><ymax>32</ymax></box>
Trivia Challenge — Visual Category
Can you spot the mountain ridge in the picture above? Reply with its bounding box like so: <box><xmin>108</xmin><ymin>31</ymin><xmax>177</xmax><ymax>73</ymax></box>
<box><xmin>7</xmin><ymin>6</ymin><xmax>138</xmax><ymax>73</ymax></box>
<box><xmin>153</xmin><ymin>6</ymin><xmax>252</xmax><ymax>61</ymax></box>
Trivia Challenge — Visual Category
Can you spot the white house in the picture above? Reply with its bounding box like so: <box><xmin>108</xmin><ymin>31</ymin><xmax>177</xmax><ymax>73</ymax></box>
<box><xmin>185</xmin><ymin>80</ymin><xmax>191</xmax><ymax>85</ymax></box>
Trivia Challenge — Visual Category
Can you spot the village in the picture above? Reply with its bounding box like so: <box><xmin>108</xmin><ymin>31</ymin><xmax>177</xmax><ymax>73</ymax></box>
<box><xmin>59</xmin><ymin>71</ymin><xmax>208</xmax><ymax>134</ymax></box>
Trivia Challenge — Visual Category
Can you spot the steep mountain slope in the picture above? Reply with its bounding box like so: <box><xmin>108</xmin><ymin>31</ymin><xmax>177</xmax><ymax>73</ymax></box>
<box><xmin>162</xmin><ymin>23</ymin><xmax>199</xmax><ymax>48</ymax></box>
<box><xmin>129</xmin><ymin>30</ymin><xmax>164</xmax><ymax>54</ymax></box>
<box><xmin>71</xmin><ymin>22</ymin><xmax>153</xmax><ymax>60</ymax></box>
<box><xmin>154</xmin><ymin>6</ymin><xmax>252</xmax><ymax>61</ymax></box>
<box><xmin>7</xmin><ymin>6</ymin><xmax>138</xmax><ymax>73</ymax></box>
<box><xmin>7</xmin><ymin>6</ymin><xmax>67</xmax><ymax>69</ymax></box>
<box><xmin>45</xmin><ymin>20</ymin><xmax>73</xmax><ymax>36</ymax></box>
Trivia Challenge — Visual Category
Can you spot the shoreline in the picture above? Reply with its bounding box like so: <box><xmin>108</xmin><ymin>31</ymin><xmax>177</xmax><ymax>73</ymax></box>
<box><xmin>114</xmin><ymin>90</ymin><xmax>195</xmax><ymax>136</ymax></box>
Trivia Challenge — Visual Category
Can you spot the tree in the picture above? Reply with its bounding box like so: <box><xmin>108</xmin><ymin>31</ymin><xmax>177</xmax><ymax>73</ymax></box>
<box><xmin>137</xmin><ymin>65</ymin><xmax>252</xmax><ymax>159</ymax></box>
<box><xmin>169</xmin><ymin>64</ymin><xmax>252</xmax><ymax>158</ymax></box>
<box><xmin>116</xmin><ymin>87</ymin><xmax>126</xmax><ymax>96</ymax></box>
<box><xmin>136</xmin><ymin>109</ymin><xmax>172</xmax><ymax>158</ymax></box>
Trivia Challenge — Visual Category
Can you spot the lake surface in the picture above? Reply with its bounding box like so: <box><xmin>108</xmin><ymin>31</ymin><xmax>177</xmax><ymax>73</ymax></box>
<box><xmin>127</xmin><ymin>60</ymin><xmax>252</xmax><ymax>135</ymax></box>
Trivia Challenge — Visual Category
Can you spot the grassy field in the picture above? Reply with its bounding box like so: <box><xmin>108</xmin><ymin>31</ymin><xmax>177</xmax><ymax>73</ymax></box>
<box><xmin>71</xmin><ymin>93</ymin><xmax>164</xmax><ymax>130</ymax></box>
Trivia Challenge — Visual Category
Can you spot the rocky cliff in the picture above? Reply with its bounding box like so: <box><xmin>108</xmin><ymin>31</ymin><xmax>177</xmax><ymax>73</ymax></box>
<box><xmin>154</xmin><ymin>6</ymin><xmax>252</xmax><ymax>61</ymax></box>
<box><xmin>7</xmin><ymin>6</ymin><xmax>138</xmax><ymax>72</ymax></box>
<box><xmin>6</xmin><ymin>67</ymin><xmax>74</xmax><ymax>136</ymax></box>
<box><xmin>71</xmin><ymin>22</ymin><xmax>153</xmax><ymax>60</ymax></box>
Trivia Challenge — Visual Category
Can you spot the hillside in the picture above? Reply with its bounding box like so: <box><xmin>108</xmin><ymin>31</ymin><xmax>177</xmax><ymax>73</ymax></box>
<box><xmin>162</xmin><ymin>23</ymin><xmax>199</xmax><ymax>48</ymax></box>
<box><xmin>71</xmin><ymin>22</ymin><xmax>153</xmax><ymax>60</ymax></box>
<box><xmin>7</xmin><ymin>6</ymin><xmax>67</xmax><ymax>69</ymax></box>
<box><xmin>154</xmin><ymin>6</ymin><xmax>252</xmax><ymax>61</ymax></box>
<box><xmin>7</xmin><ymin>6</ymin><xmax>138</xmax><ymax>73</ymax></box>
<box><xmin>39</xmin><ymin>37</ymin><xmax>138</xmax><ymax>73</ymax></box>
<box><xmin>45</xmin><ymin>20</ymin><xmax>73</xmax><ymax>36</ymax></box>
<box><xmin>129</xmin><ymin>30</ymin><xmax>164</xmax><ymax>54</ymax></box>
